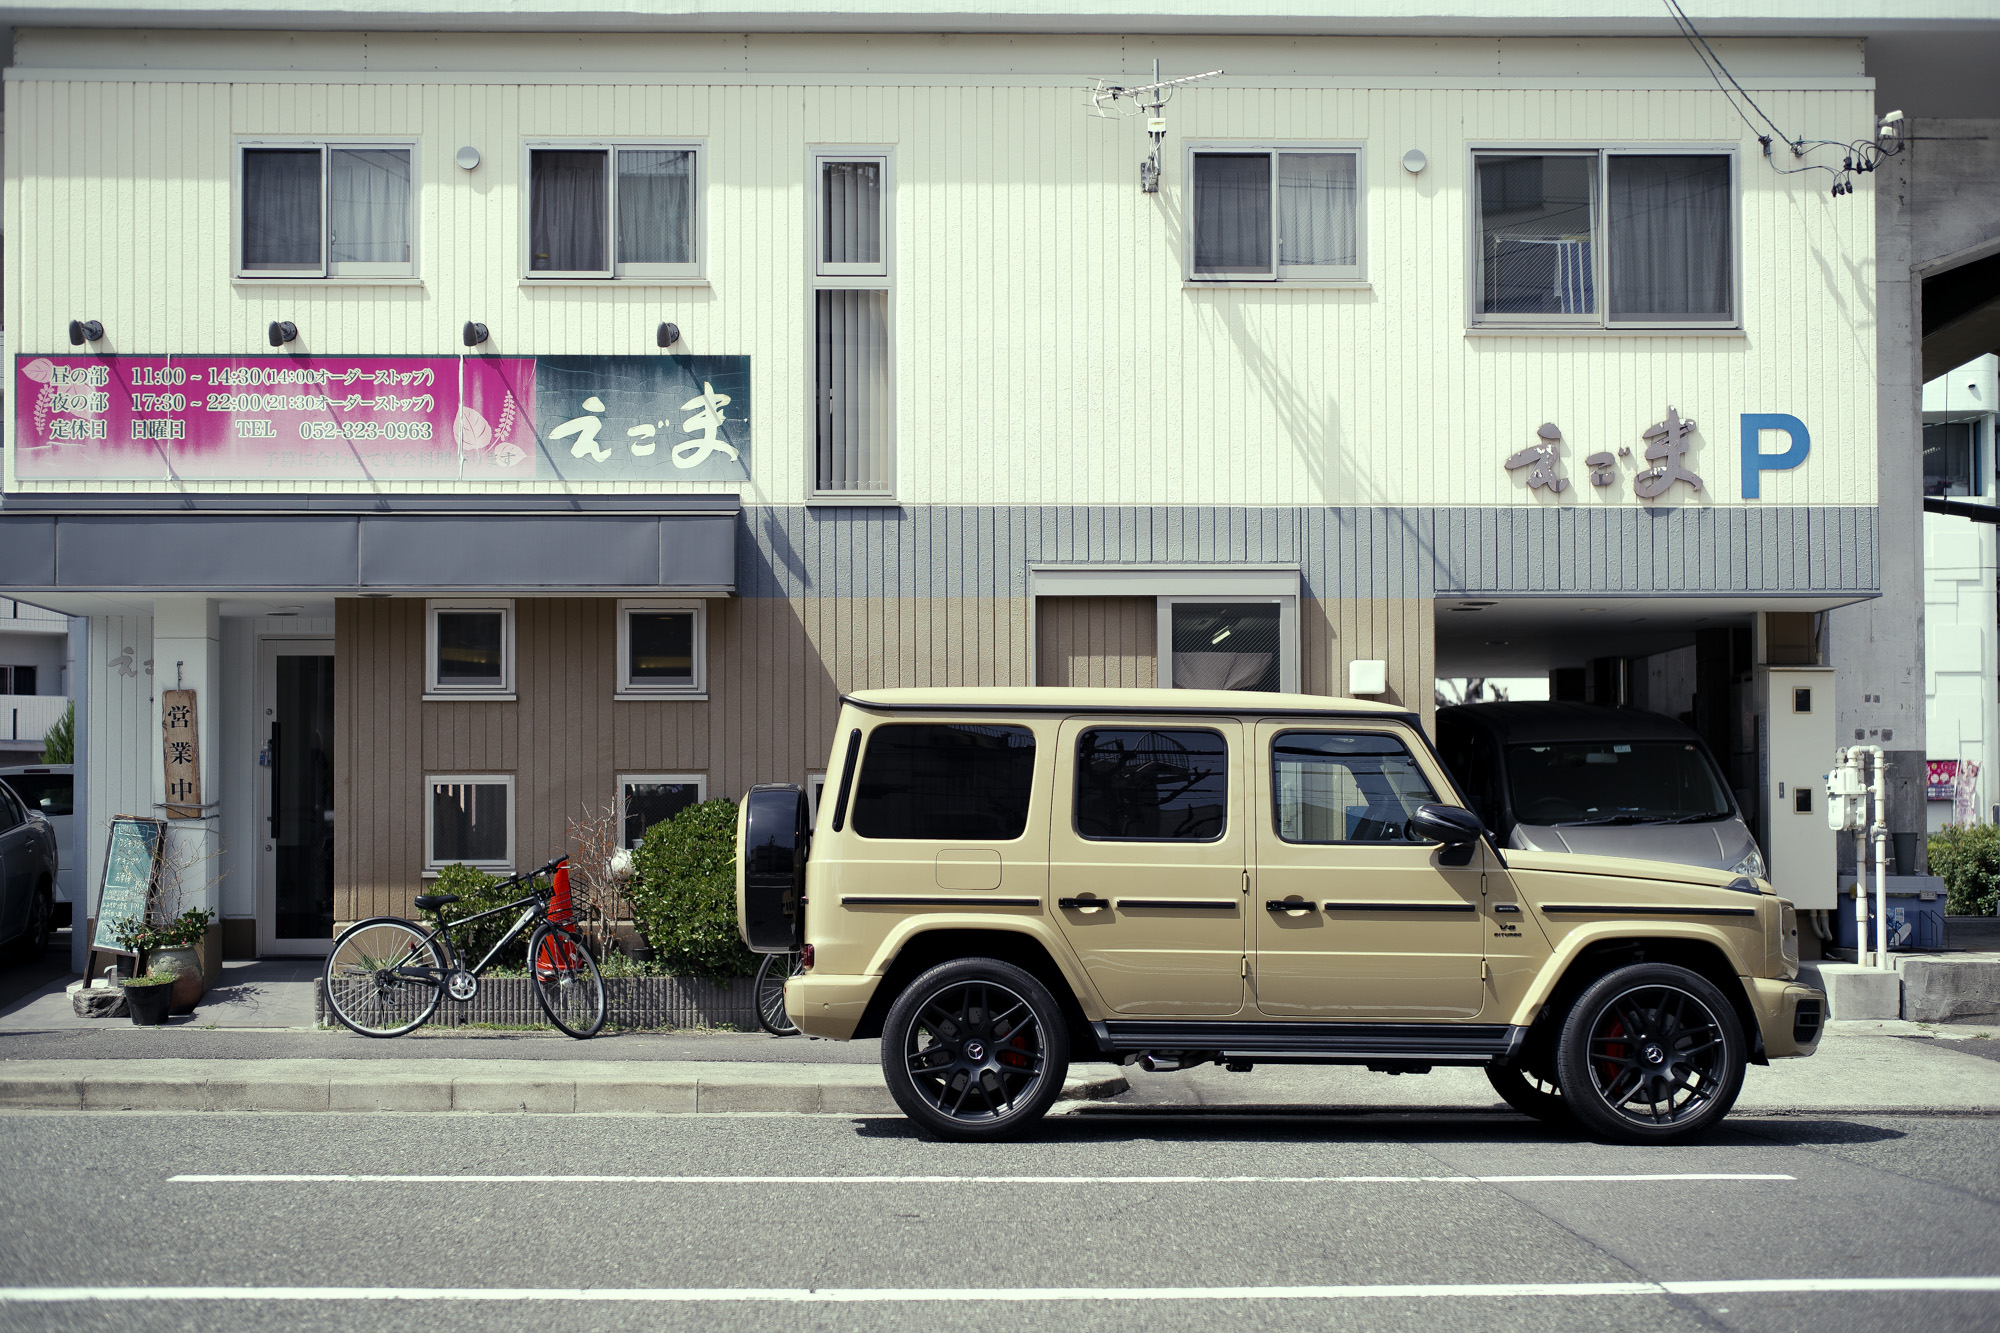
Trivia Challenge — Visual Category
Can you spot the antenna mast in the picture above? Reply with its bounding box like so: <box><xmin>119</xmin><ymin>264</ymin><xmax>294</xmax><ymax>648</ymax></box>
<box><xmin>1087</xmin><ymin>60</ymin><xmax>1223</xmax><ymax>193</ymax></box>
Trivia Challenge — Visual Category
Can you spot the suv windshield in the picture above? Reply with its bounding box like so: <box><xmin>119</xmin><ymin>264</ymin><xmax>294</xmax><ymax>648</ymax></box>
<box><xmin>1</xmin><ymin>772</ymin><xmax>72</xmax><ymax>817</ymax></box>
<box><xmin>1506</xmin><ymin>741</ymin><xmax>1731</xmax><ymax>826</ymax></box>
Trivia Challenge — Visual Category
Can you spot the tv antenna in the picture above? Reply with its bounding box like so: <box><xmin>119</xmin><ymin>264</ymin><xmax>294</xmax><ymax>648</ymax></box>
<box><xmin>1087</xmin><ymin>60</ymin><xmax>1222</xmax><ymax>193</ymax></box>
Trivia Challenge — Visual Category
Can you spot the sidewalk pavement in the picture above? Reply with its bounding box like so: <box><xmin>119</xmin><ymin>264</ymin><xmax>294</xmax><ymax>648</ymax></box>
<box><xmin>0</xmin><ymin>1020</ymin><xmax>1994</xmax><ymax>1117</ymax></box>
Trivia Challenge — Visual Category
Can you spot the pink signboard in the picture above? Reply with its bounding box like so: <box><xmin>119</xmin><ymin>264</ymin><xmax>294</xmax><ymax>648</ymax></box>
<box><xmin>13</xmin><ymin>354</ymin><xmax>537</xmax><ymax>481</ymax></box>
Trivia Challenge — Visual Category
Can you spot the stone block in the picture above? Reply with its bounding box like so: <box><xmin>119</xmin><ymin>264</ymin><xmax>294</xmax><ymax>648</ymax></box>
<box><xmin>1805</xmin><ymin>961</ymin><xmax>1902</xmax><ymax>1021</ymax></box>
<box><xmin>0</xmin><ymin>1076</ymin><xmax>84</xmax><ymax>1109</ymax></box>
<box><xmin>451</xmin><ymin>1077</ymin><xmax>575</xmax><ymax>1113</ymax></box>
<box><xmin>573</xmin><ymin>1080</ymin><xmax>700</xmax><ymax>1114</ymax></box>
<box><xmin>71</xmin><ymin>988</ymin><xmax>128</xmax><ymax>1019</ymax></box>
<box><xmin>81</xmin><ymin>1076</ymin><xmax>207</xmax><ymax>1110</ymax></box>
<box><xmin>202</xmin><ymin>1077</ymin><xmax>330</xmax><ymax>1113</ymax></box>
<box><xmin>1896</xmin><ymin>955</ymin><xmax>2000</xmax><ymax>1023</ymax></box>
<box><xmin>695</xmin><ymin>1078</ymin><xmax>827</xmax><ymax>1113</ymax></box>
<box><xmin>328</xmin><ymin>1075</ymin><xmax>452</xmax><ymax>1113</ymax></box>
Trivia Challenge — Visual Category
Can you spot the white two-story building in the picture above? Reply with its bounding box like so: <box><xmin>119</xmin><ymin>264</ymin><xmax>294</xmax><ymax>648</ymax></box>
<box><xmin>1</xmin><ymin>3</ymin><xmax>1954</xmax><ymax>961</ymax></box>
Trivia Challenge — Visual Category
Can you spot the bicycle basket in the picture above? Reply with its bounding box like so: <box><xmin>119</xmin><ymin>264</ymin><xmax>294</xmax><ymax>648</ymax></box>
<box><xmin>547</xmin><ymin>858</ymin><xmax>575</xmax><ymax>928</ymax></box>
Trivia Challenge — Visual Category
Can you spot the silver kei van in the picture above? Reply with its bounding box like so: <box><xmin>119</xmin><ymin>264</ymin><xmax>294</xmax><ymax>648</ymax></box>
<box><xmin>1434</xmin><ymin>702</ymin><xmax>1765</xmax><ymax>880</ymax></box>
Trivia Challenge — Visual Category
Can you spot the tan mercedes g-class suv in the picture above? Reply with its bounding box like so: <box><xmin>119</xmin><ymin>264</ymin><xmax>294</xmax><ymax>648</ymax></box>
<box><xmin>737</xmin><ymin>688</ymin><xmax>1823</xmax><ymax>1144</ymax></box>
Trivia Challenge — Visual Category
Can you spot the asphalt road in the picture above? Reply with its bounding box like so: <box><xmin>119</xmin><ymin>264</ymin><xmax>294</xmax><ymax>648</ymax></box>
<box><xmin>1</xmin><ymin>1107</ymin><xmax>1996</xmax><ymax>1332</ymax></box>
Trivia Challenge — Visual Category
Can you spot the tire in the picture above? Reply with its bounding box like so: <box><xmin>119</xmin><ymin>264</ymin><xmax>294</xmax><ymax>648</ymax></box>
<box><xmin>324</xmin><ymin>917</ymin><xmax>445</xmax><ymax>1038</ymax></box>
<box><xmin>880</xmin><ymin>958</ymin><xmax>1070</xmax><ymax>1142</ymax></box>
<box><xmin>1555</xmin><ymin>963</ymin><xmax>1747</xmax><ymax>1145</ymax></box>
<box><xmin>755</xmin><ymin>950</ymin><xmax>803</xmax><ymax>1036</ymax></box>
<box><xmin>530</xmin><ymin>925</ymin><xmax>607</xmax><ymax>1039</ymax></box>
<box><xmin>1485</xmin><ymin>1062</ymin><xmax>1574</xmax><ymax>1126</ymax></box>
<box><xmin>18</xmin><ymin>884</ymin><xmax>54</xmax><ymax>959</ymax></box>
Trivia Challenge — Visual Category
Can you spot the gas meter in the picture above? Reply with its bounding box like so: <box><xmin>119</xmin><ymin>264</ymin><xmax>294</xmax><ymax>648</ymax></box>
<box><xmin>1826</xmin><ymin>759</ymin><xmax>1865</xmax><ymax>832</ymax></box>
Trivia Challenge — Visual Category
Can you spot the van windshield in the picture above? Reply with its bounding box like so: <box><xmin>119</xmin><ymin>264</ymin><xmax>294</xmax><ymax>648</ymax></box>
<box><xmin>1505</xmin><ymin>741</ymin><xmax>1731</xmax><ymax>826</ymax></box>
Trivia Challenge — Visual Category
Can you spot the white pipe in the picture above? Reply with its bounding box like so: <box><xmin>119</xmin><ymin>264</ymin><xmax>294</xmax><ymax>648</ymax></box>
<box><xmin>1871</xmin><ymin>750</ymin><xmax>1890</xmax><ymax>967</ymax></box>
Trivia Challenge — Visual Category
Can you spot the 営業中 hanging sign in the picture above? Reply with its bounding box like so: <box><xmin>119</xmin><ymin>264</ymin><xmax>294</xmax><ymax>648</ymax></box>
<box><xmin>161</xmin><ymin>689</ymin><xmax>202</xmax><ymax>819</ymax></box>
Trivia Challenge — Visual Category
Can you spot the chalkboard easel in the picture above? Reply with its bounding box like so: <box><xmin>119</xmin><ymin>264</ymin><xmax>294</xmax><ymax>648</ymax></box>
<box><xmin>85</xmin><ymin>816</ymin><xmax>167</xmax><ymax>985</ymax></box>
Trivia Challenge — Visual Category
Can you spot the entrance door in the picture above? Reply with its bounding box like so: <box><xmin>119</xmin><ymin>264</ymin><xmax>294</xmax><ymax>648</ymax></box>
<box><xmin>1048</xmin><ymin>718</ymin><xmax>1247</xmax><ymax>1016</ymax></box>
<box><xmin>257</xmin><ymin>640</ymin><xmax>335</xmax><ymax>956</ymax></box>
<box><xmin>1252</xmin><ymin>723</ymin><xmax>1485</xmax><ymax>1019</ymax></box>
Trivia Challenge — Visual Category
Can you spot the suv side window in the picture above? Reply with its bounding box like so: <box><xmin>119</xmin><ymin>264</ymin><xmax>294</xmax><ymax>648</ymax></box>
<box><xmin>1074</xmin><ymin>728</ymin><xmax>1228</xmax><ymax>841</ymax></box>
<box><xmin>850</xmin><ymin>723</ymin><xmax>1037</xmax><ymax>840</ymax></box>
<box><xmin>0</xmin><ymin>785</ymin><xmax>21</xmax><ymax>832</ymax></box>
<box><xmin>1272</xmin><ymin>731</ymin><xmax>1439</xmax><ymax>843</ymax></box>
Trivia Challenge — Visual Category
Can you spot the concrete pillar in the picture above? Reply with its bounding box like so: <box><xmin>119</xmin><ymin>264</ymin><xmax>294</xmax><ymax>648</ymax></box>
<box><xmin>152</xmin><ymin>596</ymin><xmax>223</xmax><ymax>978</ymax></box>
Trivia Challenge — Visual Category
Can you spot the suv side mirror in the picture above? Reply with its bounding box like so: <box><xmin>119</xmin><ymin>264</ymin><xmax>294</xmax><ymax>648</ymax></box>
<box><xmin>1411</xmin><ymin>803</ymin><xmax>1485</xmax><ymax>846</ymax></box>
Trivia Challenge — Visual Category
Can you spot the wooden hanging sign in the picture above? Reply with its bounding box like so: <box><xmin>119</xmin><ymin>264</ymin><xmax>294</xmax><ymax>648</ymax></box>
<box><xmin>161</xmin><ymin>688</ymin><xmax>202</xmax><ymax>819</ymax></box>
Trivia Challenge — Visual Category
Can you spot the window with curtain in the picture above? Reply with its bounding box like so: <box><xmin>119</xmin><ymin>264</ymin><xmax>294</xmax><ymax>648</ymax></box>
<box><xmin>1191</xmin><ymin>147</ymin><xmax>1362</xmax><ymax>280</ymax></box>
<box><xmin>240</xmin><ymin>143</ymin><xmax>413</xmax><ymax>277</ymax></box>
<box><xmin>528</xmin><ymin>143</ymin><xmax>701</xmax><ymax>278</ymax></box>
<box><xmin>813</xmin><ymin>152</ymin><xmax>893</xmax><ymax>495</ymax></box>
<box><xmin>427</xmin><ymin>777</ymin><xmax>513</xmax><ymax>870</ymax></box>
<box><xmin>1474</xmin><ymin>149</ymin><xmax>1734</xmax><ymax>325</ymax></box>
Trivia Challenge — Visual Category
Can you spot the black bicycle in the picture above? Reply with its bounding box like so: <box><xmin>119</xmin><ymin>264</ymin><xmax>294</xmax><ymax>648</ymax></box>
<box><xmin>754</xmin><ymin>950</ymin><xmax>805</xmax><ymax>1036</ymax></box>
<box><xmin>323</xmin><ymin>858</ymin><xmax>607</xmax><ymax>1039</ymax></box>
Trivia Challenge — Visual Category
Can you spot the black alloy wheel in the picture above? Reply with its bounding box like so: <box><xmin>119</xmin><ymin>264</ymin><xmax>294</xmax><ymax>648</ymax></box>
<box><xmin>1555</xmin><ymin>962</ymin><xmax>1746</xmax><ymax>1144</ymax></box>
<box><xmin>880</xmin><ymin>958</ymin><xmax>1070</xmax><ymax>1141</ymax></box>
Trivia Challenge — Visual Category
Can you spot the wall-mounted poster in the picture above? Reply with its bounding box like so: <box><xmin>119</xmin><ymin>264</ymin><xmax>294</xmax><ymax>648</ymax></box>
<box><xmin>12</xmin><ymin>353</ymin><xmax>750</xmax><ymax>484</ymax></box>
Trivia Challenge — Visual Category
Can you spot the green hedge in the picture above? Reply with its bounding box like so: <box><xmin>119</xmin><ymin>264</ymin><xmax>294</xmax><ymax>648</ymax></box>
<box><xmin>628</xmin><ymin>798</ymin><xmax>755</xmax><ymax>980</ymax></box>
<box><xmin>1928</xmin><ymin>823</ymin><xmax>2000</xmax><ymax>917</ymax></box>
<box><xmin>428</xmin><ymin>862</ymin><xmax>531</xmax><ymax>970</ymax></box>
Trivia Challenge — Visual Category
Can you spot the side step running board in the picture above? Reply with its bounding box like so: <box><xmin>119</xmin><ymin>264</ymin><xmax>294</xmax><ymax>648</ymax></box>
<box><xmin>1093</xmin><ymin>1020</ymin><xmax>1527</xmax><ymax>1067</ymax></box>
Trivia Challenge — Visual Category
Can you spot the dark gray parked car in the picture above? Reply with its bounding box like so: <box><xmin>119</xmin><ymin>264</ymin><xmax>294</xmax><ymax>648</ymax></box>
<box><xmin>1435</xmin><ymin>701</ymin><xmax>1766</xmax><ymax>880</ymax></box>
<box><xmin>0</xmin><ymin>778</ymin><xmax>59</xmax><ymax>957</ymax></box>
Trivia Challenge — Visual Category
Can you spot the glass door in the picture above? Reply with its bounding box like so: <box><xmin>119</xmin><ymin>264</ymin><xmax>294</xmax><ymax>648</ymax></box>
<box><xmin>258</xmin><ymin>640</ymin><xmax>335</xmax><ymax>955</ymax></box>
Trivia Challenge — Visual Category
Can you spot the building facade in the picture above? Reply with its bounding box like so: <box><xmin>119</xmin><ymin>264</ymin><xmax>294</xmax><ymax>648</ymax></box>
<box><xmin>0</xmin><ymin>18</ymin><xmax>1891</xmax><ymax>957</ymax></box>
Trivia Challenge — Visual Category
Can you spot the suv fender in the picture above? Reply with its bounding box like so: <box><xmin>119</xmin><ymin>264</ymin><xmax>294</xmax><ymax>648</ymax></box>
<box><xmin>852</xmin><ymin>922</ymin><xmax>1106</xmax><ymax>1048</ymax></box>
<box><xmin>1507</xmin><ymin>922</ymin><xmax>1759</xmax><ymax>1035</ymax></box>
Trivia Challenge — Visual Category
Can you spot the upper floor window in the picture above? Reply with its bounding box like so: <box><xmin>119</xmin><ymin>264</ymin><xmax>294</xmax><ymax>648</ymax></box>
<box><xmin>426</xmin><ymin>599</ymin><xmax>514</xmax><ymax>699</ymax></box>
<box><xmin>1473</xmin><ymin>149</ymin><xmax>1735</xmax><ymax>327</ymax></box>
<box><xmin>812</xmin><ymin>149</ymin><xmax>894</xmax><ymax>498</ymax></box>
<box><xmin>1187</xmin><ymin>146</ymin><xmax>1363</xmax><ymax>281</ymax></box>
<box><xmin>238</xmin><ymin>141</ymin><xmax>415</xmax><ymax>278</ymax></box>
<box><xmin>525</xmin><ymin>143</ymin><xmax>701</xmax><ymax>279</ymax></box>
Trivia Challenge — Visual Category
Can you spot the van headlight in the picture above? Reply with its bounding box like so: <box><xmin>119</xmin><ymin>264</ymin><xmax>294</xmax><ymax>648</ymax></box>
<box><xmin>1729</xmin><ymin>848</ymin><xmax>1767</xmax><ymax>881</ymax></box>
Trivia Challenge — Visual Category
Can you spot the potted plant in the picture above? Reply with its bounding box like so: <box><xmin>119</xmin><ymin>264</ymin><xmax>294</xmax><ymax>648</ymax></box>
<box><xmin>120</xmin><ymin>973</ymin><xmax>175</xmax><ymax>1026</ymax></box>
<box><xmin>115</xmin><ymin>908</ymin><xmax>216</xmax><ymax>1014</ymax></box>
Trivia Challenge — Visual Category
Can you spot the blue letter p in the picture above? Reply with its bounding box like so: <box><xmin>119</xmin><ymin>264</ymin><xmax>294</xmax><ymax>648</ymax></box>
<box><xmin>1740</xmin><ymin>413</ymin><xmax>1810</xmax><ymax>499</ymax></box>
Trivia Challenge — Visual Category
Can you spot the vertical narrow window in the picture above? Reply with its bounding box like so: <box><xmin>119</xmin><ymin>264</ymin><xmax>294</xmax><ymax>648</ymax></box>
<box><xmin>241</xmin><ymin>148</ymin><xmax>325</xmax><ymax>273</ymax></box>
<box><xmin>1475</xmin><ymin>153</ymin><xmax>1598</xmax><ymax>317</ymax></box>
<box><xmin>1192</xmin><ymin>152</ymin><xmax>1274</xmax><ymax>278</ymax></box>
<box><xmin>529</xmin><ymin>149</ymin><xmax>609</xmax><ymax>274</ymax></box>
<box><xmin>812</xmin><ymin>152</ymin><xmax>893</xmax><ymax>496</ymax></box>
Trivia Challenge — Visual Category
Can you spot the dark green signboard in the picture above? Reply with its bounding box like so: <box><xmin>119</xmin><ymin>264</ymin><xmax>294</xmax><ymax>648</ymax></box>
<box><xmin>91</xmin><ymin>816</ymin><xmax>166</xmax><ymax>956</ymax></box>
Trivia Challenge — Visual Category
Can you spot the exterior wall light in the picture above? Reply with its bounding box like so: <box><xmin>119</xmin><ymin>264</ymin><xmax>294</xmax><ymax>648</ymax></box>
<box><xmin>1402</xmin><ymin>149</ymin><xmax>1427</xmax><ymax>174</ymax></box>
<box><xmin>268</xmin><ymin>320</ymin><xmax>298</xmax><ymax>346</ymax></box>
<box><xmin>462</xmin><ymin>322</ymin><xmax>489</xmax><ymax>347</ymax></box>
<box><xmin>657</xmin><ymin>322</ymin><xmax>680</xmax><ymax>348</ymax></box>
<box><xmin>68</xmin><ymin>319</ymin><xmax>104</xmax><ymax>345</ymax></box>
<box><xmin>455</xmin><ymin>145</ymin><xmax>481</xmax><ymax>171</ymax></box>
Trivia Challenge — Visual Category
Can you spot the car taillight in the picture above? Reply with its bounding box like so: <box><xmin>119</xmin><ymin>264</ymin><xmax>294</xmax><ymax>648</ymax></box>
<box><xmin>799</xmin><ymin>944</ymin><xmax>814</xmax><ymax>972</ymax></box>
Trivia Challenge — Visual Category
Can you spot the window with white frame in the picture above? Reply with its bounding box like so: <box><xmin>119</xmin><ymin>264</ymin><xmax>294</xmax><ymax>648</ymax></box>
<box><xmin>525</xmin><ymin>143</ymin><xmax>701</xmax><ymax>279</ymax></box>
<box><xmin>1472</xmin><ymin>149</ymin><xmax>1736</xmax><ymax>326</ymax></box>
<box><xmin>427</xmin><ymin>600</ymin><xmax>514</xmax><ymax>697</ymax></box>
<box><xmin>427</xmin><ymin>775</ymin><xmax>514</xmax><ymax>872</ymax></box>
<box><xmin>1187</xmin><ymin>146</ymin><xmax>1363</xmax><ymax>281</ymax></box>
<box><xmin>238</xmin><ymin>141</ymin><xmax>416</xmax><ymax>278</ymax></box>
<box><xmin>619</xmin><ymin>774</ymin><xmax>707</xmax><ymax>849</ymax></box>
<box><xmin>812</xmin><ymin>150</ymin><xmax>894</xmax><ymax>496</ymax></box>
<box><xmin>1157</xmin><ymin>598</ymin><xmax>1300</xmax><ymax>693</ymax></box>
<box><xmin>616</xmin><ymin>600</ymin><xmax>707</xmax><ymax>697</ymax></box>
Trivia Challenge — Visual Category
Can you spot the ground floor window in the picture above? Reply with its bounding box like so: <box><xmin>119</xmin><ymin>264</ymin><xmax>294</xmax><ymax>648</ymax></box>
<box><xmin>617</xmin><ymin>600</ymin><xmax>707</xmax><ymax>697</ymax></box>
<box><xmin>427</xmin><ymin>599</ymin><xmax>514</xmax><ymax>698</ymax></box>
<box><xmin>1158</xmin><ymin>597</ymin><xmax>1297</xmax><ymax>692</ymax></box>
<box><xmin>620</xmin><ymin>774</ymin><xmax>706</xmax><ymax>848</ymax></box>
<box><xmin>427</xmin><ymin>775</ymin><xmax>513</xmax><ymax>872</ymax></box>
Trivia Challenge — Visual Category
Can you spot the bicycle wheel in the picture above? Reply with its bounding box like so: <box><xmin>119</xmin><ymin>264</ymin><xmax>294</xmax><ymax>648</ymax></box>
<box><xmin>324</xmin><ymin>917</ymin><xmax>445</xmax><ymax>1038</ymax></box>
<box><xmin>755</xmin><ymin>951</ymin><xmax>804</xmax><ymax>1036</ymax></box>
<box><xmin>530</xmin><ymin>925</ymin><xmax>607</xmax><ymax>1039</ymax></box>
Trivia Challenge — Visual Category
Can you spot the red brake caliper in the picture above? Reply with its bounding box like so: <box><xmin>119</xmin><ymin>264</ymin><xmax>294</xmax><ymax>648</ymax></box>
<box><xmin>1595</xmin><ymin>1018</ymin><xmax>1627</xmax><ymax>1086</ymax></box>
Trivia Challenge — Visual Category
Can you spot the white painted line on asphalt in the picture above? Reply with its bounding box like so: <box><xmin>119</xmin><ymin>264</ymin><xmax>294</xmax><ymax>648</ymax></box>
<box><xmin>169</xmin><ymin>1171</ymin><xmax>1796</xmax><ymax>1185</ymax></box>
<box><xmin>2</xmin><ymin>1277</ymin><xmax>1996</xmax><ymax>1304</ymax></box>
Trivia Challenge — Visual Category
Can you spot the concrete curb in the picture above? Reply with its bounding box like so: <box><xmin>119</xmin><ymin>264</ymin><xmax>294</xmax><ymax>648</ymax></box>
<box><xmin>0</xmin><ymin>1058</ymin><xmax>1131</xmax><ymax>1115</ymax></box>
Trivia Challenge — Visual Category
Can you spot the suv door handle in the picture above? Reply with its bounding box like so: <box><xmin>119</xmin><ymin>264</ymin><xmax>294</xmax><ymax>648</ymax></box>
<box><xmin>1265</xmin><ymin>900</ymin><xmax>1318</xmax><ymax>912</ymax></box>
<box><xmin>1058</xmin><ymin>896</ymin><xmax>1111</xmax><ymax>910</ymax></box>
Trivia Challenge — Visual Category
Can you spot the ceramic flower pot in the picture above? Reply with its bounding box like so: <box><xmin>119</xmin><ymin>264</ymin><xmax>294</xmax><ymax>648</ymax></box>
<box><xmin>146</xmin><ymin>946</ymin><xmax>206</xmax><ymax>1014</ymax></box>
<box><xmin>122</xmin><ymin>981</ymin><xmax>172</xmax><ymax>1026</ymax></box>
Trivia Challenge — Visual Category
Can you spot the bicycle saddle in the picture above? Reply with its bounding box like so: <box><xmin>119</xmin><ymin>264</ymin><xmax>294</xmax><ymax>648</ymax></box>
<box><xmin>413</xmin><ymin>894</ymin><xmax>461</xmax><ymax>911</ymax></box>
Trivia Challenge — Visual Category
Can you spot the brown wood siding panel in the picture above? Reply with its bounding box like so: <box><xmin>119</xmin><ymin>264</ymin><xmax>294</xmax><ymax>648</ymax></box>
<box><xmin>1035</xmin><ymin>596</ymin><xmax>1158</xmax><ymax>688</ymax></box>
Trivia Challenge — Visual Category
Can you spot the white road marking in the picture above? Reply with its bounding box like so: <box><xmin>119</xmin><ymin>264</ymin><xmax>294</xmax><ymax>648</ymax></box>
<box><xmin>168</xmin><ymin>1172</ymin><xmax>1795</xmax><ymax>1185</ymax></box>
<box><xmin>1</xmin><ymin>1278</ymin><xmax>1995</xmax><ymax>1303</ymax></box>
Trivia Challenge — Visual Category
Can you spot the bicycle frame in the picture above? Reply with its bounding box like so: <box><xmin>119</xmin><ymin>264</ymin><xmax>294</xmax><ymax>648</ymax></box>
<box><xmin>391</xmin><ymin>864</ymin><xmax>568</xmax><ymax>985</ymax></box>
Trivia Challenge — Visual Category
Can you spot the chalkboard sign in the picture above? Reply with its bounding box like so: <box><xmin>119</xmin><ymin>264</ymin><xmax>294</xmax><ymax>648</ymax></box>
<box><xmin>90</xmin><ymin>816</ymin><xmax>166</xmax><ymax>957</ymax></box>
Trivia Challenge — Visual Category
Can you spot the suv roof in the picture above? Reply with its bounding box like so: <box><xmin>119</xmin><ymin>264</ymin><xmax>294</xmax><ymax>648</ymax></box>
<box><xmin>843</xmin><ymin>686</ymin><xmax>1416</xmax><ymax>718</ymax></box>
<box><xmin>1435</xmin><ymin>701</ymin><xmax>1700</xmax><ymax>746</ymax></box>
